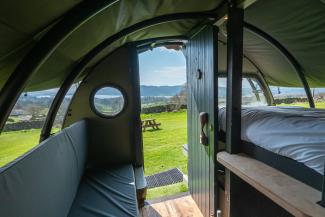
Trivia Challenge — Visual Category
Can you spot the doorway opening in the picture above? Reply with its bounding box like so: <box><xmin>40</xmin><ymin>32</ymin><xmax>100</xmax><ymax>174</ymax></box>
<box><xmin>138</xmin><ymin>46</ymin><xmax>188</xmax><ymax>200</ymax></box>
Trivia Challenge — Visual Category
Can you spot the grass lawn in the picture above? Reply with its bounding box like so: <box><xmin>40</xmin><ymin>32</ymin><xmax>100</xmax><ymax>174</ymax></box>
<box><xmin>0</xmin><ymin>129</ymin><xmax>41</xmax><ymax>167</ymax></box>
<box><xmin>141</xmin><ymin>110</ymin><xmax>187</xmax><ymax>176</ymax></box>
<box><xmin>146</xmin><ymin>182</ymin><xmax>188</xmax><ymax>200</ymax></box>
<box><xmin>279</xmin><ymin>101</ymin><xmax>325</xmax><ymax>108</ymax></box>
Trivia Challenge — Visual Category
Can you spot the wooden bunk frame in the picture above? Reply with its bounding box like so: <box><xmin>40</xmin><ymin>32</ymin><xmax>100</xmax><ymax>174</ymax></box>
<box><xmin>218</xmin><ymin>152</ymin><xmax>325</xmax><ymax>217</ymax></box>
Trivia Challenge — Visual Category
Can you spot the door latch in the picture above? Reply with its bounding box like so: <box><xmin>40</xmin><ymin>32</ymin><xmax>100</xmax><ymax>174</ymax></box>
<box><xmin>199</xmin><ymin>112</ymin><xmax>209</xmax><ymax>145</ymax></box>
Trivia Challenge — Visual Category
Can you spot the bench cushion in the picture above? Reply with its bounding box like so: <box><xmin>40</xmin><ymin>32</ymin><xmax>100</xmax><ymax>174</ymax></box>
<box><xmin>68</xmin><ymin>164</ymin><xmax>138</xmax><ymax>217</ymax></box>
<box><xmin>0</xmin><ymin>120</ymin><xmax>88</xmax><ymax>217</ymax></box>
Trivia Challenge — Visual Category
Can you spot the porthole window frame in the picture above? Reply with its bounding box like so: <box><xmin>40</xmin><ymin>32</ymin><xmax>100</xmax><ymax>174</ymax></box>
<box><xmin>90</xmin><ymin>83</ymin><xmax>127</xmax><ymax>119</ymax></box>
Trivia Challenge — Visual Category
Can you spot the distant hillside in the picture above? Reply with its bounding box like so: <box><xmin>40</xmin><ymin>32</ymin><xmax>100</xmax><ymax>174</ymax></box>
<box><xmin>92</xmin><ymin>85</ymin><xmax>183</xmax><ymax>97</ymax></box>
<box><xmin>26</xmin><ymin>85</ymin><xmax>325</xmax><ymax>98</ymax></box>
<box><xmin>140</xmin><ymin>85</ymin><xmax>183</xmax><ymax>97</ymax></box>
<box><xmin>25</xmin><ymin>85</ymin><xmax>183</xmax><ymax>97</ymax></box>
<box><xmin>25</xmin><ymin>85</ymin><xmax>78</xmax><ymax>97</ymax></box>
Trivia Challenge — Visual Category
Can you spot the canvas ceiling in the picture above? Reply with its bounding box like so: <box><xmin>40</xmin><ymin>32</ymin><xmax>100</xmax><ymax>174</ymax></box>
<box><xmin>0</xmin><ymin>0</ymin><xmax>324</xmax><ymax>91</ymax></box>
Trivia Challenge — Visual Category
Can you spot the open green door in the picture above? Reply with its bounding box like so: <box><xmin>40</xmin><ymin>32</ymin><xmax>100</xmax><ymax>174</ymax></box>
<box><xmin>187</xmin><ymin>25</ymin><xmax>218</xmax><ymax>217</ymax></box>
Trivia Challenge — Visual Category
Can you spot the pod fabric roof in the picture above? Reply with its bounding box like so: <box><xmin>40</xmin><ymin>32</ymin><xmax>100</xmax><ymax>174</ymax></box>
<box><xmin>0</xmin><ymin>0</ymin><xmax>324</xmax><ymax>91</ymax></box>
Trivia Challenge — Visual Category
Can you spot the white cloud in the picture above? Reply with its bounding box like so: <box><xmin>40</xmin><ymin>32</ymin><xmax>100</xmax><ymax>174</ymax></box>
<box><xmin>141</xmin><ymin>65</ymin><xmax>186</xmax><ymax>86</ymax></box>
<box><xmin>156</xmin><ymin>46</ymin><xmax>183</xmax><ymax>54</ymax></box>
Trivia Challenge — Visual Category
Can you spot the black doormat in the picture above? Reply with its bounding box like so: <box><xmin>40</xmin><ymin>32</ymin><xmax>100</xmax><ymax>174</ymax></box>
<box><xmin>146</xmin><ymin>168</ymin><xmax>184</xmax><ymax>189</ymax></box>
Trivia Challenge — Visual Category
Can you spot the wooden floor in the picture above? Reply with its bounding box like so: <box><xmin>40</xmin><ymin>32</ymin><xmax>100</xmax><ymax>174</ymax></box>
<box><xmin>140</xmin><ymin>193</ymin><xmax>203</xmax><ymax>217</ymax></box>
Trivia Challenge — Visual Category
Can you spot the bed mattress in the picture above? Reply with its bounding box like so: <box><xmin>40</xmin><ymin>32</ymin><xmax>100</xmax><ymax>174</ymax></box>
<box><xmin>218</xmin><ymin>106</ymin><xmax>325</xmax><ymax>175</ymax></box>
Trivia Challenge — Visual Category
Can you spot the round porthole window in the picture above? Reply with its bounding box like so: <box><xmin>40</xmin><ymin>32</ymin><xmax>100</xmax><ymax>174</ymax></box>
<box><xmin>92</xmin><ymin>86</ymin><xmax>126</xmax><ymax>118</ymax></box>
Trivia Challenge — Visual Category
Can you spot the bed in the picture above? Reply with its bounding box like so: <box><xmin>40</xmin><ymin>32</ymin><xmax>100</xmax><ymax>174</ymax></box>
<box><xmin>218</xmin><ymin>106</ymin><xmax>325</xmax><ymax>191</ymax></box>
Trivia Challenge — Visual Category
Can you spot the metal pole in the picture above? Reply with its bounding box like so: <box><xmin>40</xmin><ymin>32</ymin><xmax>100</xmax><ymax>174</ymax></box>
<box><xmin>39</xmin><ymin>67</ymin><xmax>82</xmax><ymax>142</ymax></box>
<box><xmin>244</xmin><ymin>22</ymin><xmax>315</xmax><ymax>108</ymax></box>
<box><xmin>247</xmin><ymin>78</ymin><xmax>261</xmax><ymax>102</ymax></box>
<box><xmin>225</xmin><ymin>0</ymin><xmax>244</xmax><ymax>154</ymax></box>
<box><xmin>242</xmin><ymin>56</ymin><xmax>275</xmax><ymax>105</ymax></box>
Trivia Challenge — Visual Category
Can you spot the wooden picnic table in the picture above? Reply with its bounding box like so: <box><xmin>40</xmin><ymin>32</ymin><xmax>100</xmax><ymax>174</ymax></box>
<box><xmin>141</xmin><ymin>118</ymin><xmax>161</xmax><ymax>131</ymax></box>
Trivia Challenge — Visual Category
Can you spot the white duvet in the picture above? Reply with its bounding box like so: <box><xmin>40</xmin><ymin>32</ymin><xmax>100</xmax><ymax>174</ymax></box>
<box><xmin>219</xmin><ymin>106</ymin><xmax>325</xmax><ymax>174</ymax></box>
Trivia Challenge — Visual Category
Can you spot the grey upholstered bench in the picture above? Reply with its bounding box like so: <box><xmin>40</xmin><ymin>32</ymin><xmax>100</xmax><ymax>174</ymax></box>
<box><xmin>0</xmin><ymin>120</ymin><xmax>141</xmax><ymax>217</ymax></box>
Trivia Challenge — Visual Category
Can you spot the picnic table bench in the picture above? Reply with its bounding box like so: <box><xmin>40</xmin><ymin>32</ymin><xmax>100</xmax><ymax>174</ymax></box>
<box><xmin>141</xmin><ymin>119</ymin><xmax>161</xmax><ymax>131</ymax></box>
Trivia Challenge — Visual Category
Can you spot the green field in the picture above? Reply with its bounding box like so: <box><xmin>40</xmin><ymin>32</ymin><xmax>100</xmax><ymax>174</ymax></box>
<box><xmin>279</xmin><ymin>101</ymin><xmax>325</xmax><ymax>108</ymax></box>
<box><xmin>146</xmin><ymin>182</ymin><xmax>188</xmax><ymax>199</ymax></box>
<box><xmin>0</xmin><ymin>110</ymin><xmax>188</xmax><ymax>199</ymax></box>
<box><xmin>141</xmin><ymin>110</ymin><xmax>187</xmax><ymax>176</ymax></box>
<box><xmin>0</xmin><ymin>129</ymin><xmax>41</xmax><ymax>167</ymax></box>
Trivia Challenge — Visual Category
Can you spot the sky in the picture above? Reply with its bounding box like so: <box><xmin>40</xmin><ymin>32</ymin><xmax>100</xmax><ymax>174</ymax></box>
<box><xmin>139</xmin><ymin>47</ymin><xmax>186</xmax><ymax>86</ymax></box>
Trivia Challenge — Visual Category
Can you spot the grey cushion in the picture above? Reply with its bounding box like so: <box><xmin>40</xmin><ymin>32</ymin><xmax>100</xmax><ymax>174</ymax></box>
<box><xmin>0</xmin><ymin>120</ymin><xmax>88</xmax><ymax>217</ymax></box>
<box><xmin>65</xmin><ymin>120</ymin><xmax>88</xmax><ymax>179</ymax></box>
<box><xmin>68</xmin><ymin>164</ymin><xmax>138</xmax><ymax>217</ymax></box>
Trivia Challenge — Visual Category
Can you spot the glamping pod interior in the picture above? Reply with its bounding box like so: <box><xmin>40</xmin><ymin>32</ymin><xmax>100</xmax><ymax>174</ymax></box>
<box><xmin>0</xmin><ymin>0</ymin><xmax>325</xmax><ymax>216</ymax></box>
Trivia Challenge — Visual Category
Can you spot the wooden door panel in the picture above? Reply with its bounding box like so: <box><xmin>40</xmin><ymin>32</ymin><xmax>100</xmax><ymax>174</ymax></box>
<box><xmin>187</xmin><ymin>25</ymin><xmax>218</xmax><ymax>217</ymax></box>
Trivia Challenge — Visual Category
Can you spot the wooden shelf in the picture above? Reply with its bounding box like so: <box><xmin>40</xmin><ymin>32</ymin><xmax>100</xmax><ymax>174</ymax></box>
<box><xmin>217</xmin><ymin>151</ymin><xmax>325</xmax><ymax>217</ymax></box>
